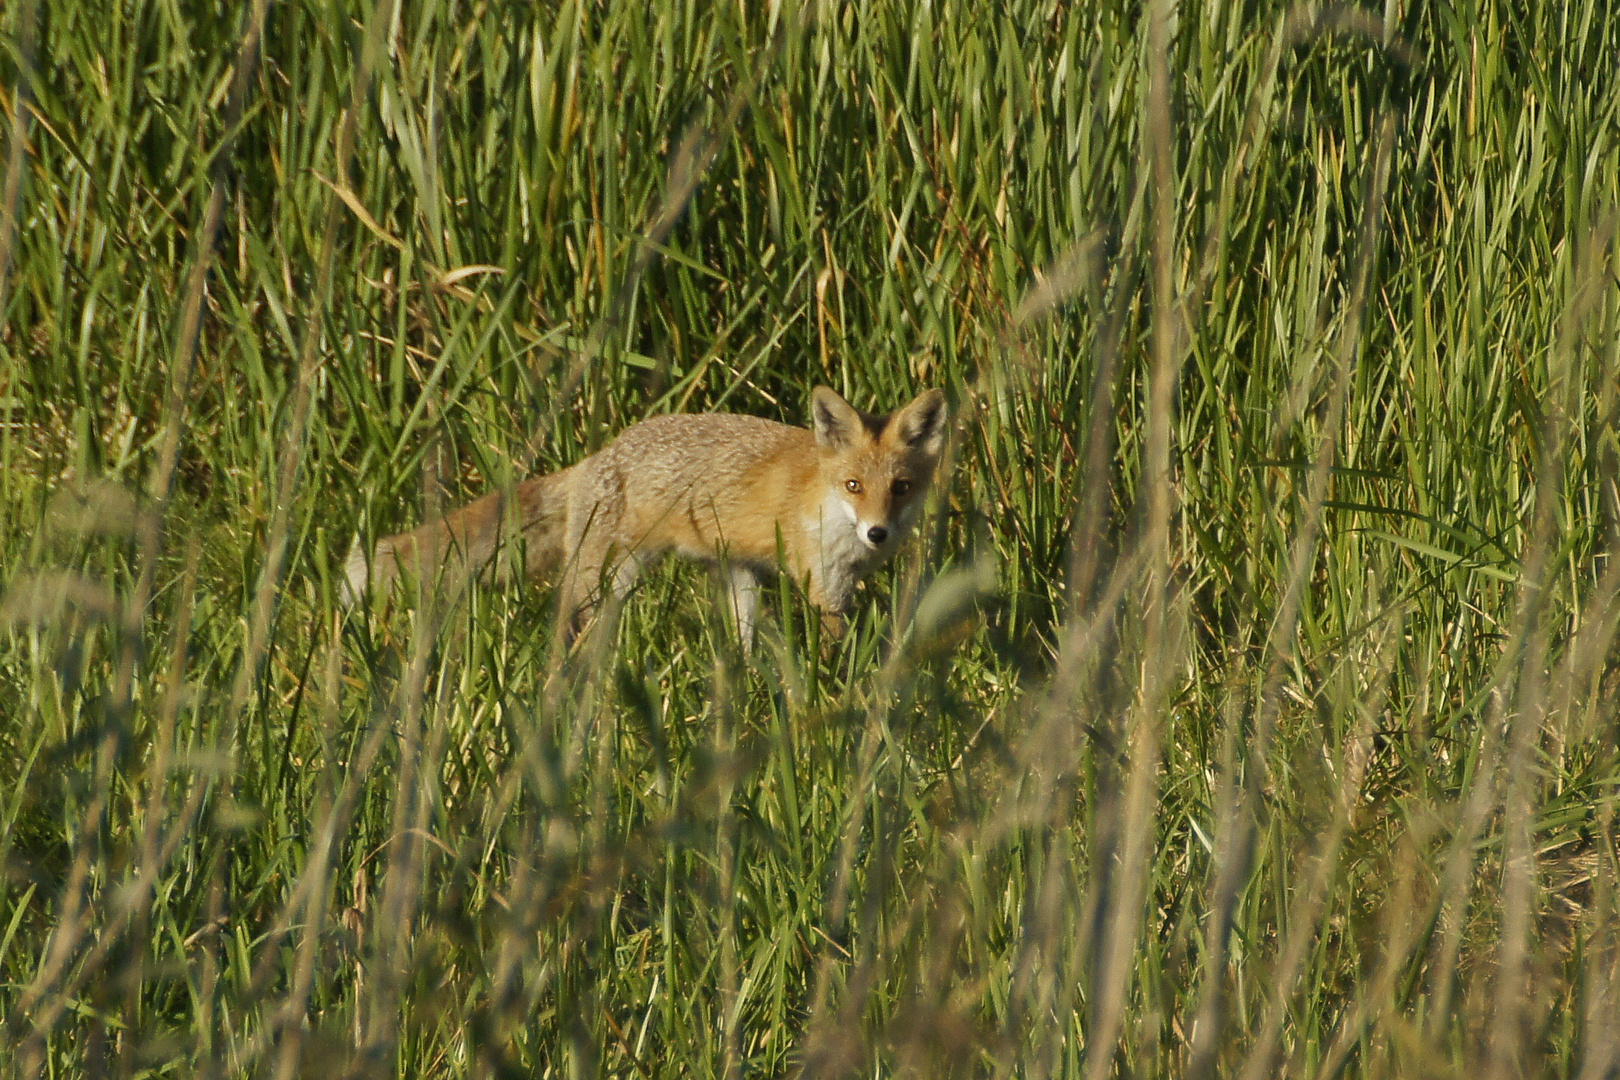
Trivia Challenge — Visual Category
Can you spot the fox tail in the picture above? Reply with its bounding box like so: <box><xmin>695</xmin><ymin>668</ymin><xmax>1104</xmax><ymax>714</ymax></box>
<box><xmin>342</xmin><ymin>468</ymin><xmax>574</xmax><ymax>604</ymax></box>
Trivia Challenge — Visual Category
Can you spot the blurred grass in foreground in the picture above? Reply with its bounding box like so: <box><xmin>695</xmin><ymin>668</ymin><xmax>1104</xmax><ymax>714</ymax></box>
<box><xmin>2</xmin><ymin>0</ymin><xmax>1619</xmax><ymax>1076</ymax></box>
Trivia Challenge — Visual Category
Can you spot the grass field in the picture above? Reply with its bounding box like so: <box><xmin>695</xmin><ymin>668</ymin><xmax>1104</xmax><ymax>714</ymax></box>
<box><xmin>3</xmin><ymin>0</ymin><xmax>1619</xmax><ymax>1076</ymax></box>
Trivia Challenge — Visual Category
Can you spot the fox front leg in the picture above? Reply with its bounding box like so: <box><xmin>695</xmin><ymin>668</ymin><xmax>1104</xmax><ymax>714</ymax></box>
<box><xmin>802</xmin><ymin>573</ymin><xmax>855</xmax><ymax>655</ymax></box>
<box><xmin>817</xmin><ymin>608</ymin><xmax>848</xmax><ymax>641</ymax></box>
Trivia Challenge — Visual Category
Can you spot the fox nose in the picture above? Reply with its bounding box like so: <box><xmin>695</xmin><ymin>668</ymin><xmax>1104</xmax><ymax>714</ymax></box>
<box><xmin>866</xmin><ymin>525</ymin><xmax>889</xmax><ymax>545</ymax></box>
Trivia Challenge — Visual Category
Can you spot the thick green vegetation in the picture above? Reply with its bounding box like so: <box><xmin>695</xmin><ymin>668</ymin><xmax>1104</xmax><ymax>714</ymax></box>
<box><xmin>2</xmin><ymin>0</ymin><xmax>1618</xmax><ymax>1076</ymax></box>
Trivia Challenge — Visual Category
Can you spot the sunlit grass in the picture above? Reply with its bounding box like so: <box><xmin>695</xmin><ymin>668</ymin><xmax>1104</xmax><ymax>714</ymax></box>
<box><xmin>2</xmin><ymin>0</ymin><xmax>1618</xmax><ymax>1077</ymax></box>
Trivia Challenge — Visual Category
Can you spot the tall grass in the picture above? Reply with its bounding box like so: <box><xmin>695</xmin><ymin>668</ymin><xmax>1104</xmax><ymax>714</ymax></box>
<box><xmin>2</xmin><ymin>0</ymin><xmax>1618</xmax><ymax>1076</ymax></box>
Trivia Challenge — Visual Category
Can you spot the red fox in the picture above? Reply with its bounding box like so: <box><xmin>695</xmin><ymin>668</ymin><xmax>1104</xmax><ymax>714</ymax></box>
<box><xmin>344</xmin><ymin>386</ymin><xmax>949</xmax><ymax>642</ymax></box>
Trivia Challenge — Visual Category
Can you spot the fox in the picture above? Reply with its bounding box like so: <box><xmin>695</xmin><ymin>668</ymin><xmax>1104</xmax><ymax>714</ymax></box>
<box><xmin>344</xmin><ymin>386</ymin><xmax>949</xmax><ymax>644</ymax></box>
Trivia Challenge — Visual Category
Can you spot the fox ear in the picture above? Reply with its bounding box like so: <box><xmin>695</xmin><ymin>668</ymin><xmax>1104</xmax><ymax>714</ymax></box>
<box><xmin>811</xmin><ymin>386</ymin><xmax>861</xmax><ymax>450</ymax></box>
<box><xmin>890</xmin><ymin>388</ymin><xmax>948</xmax><ymax>457</ymax></box>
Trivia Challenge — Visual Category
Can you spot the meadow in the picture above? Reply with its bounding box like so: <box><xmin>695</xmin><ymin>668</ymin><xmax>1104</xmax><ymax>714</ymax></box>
<box><xmin>2</xmin><ymin>0</ymin><xmax>1618</xmax><ymax>1076</ymax></box>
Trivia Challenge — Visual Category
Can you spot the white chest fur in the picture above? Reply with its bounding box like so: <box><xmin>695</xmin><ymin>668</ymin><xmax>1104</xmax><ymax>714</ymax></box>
<box><xmin>806</xmin><ymin>492</ymin><xmax>878</xmax><ymax>610</ymax></box>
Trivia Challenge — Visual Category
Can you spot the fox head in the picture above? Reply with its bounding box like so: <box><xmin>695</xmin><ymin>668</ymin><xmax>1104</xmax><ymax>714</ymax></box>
<box><xmin>811</xmin><ymin>386</ymin><xmax>949</xmax><ymax>555</ymax></box>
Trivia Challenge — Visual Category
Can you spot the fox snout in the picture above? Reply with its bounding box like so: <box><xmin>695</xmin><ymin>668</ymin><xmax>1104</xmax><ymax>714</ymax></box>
<box><xmin>852</xmin><ymin>515</ymin><xmax>892</xmax><ymax>551</ymax></box>
<box><xmin>832</xmin><ymin>494</ymin><xmax>899</xmax><ymax>552</ymax></box>
<box><xmin>848</xmin><ymin>495</ymin><xmax>914</xmax><ymax>552</ymax></box>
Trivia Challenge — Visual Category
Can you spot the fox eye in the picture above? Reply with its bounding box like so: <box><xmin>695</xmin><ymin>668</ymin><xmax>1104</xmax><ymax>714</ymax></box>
<box><xmin>845</xmin><ymin>479</ymin><xmax>863</xmax><ymax>494</ymax></box>
<box><xmin>891</xmin><ymin>478</ymin><xmax>912</xmax><ymax>496</ymax></box>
